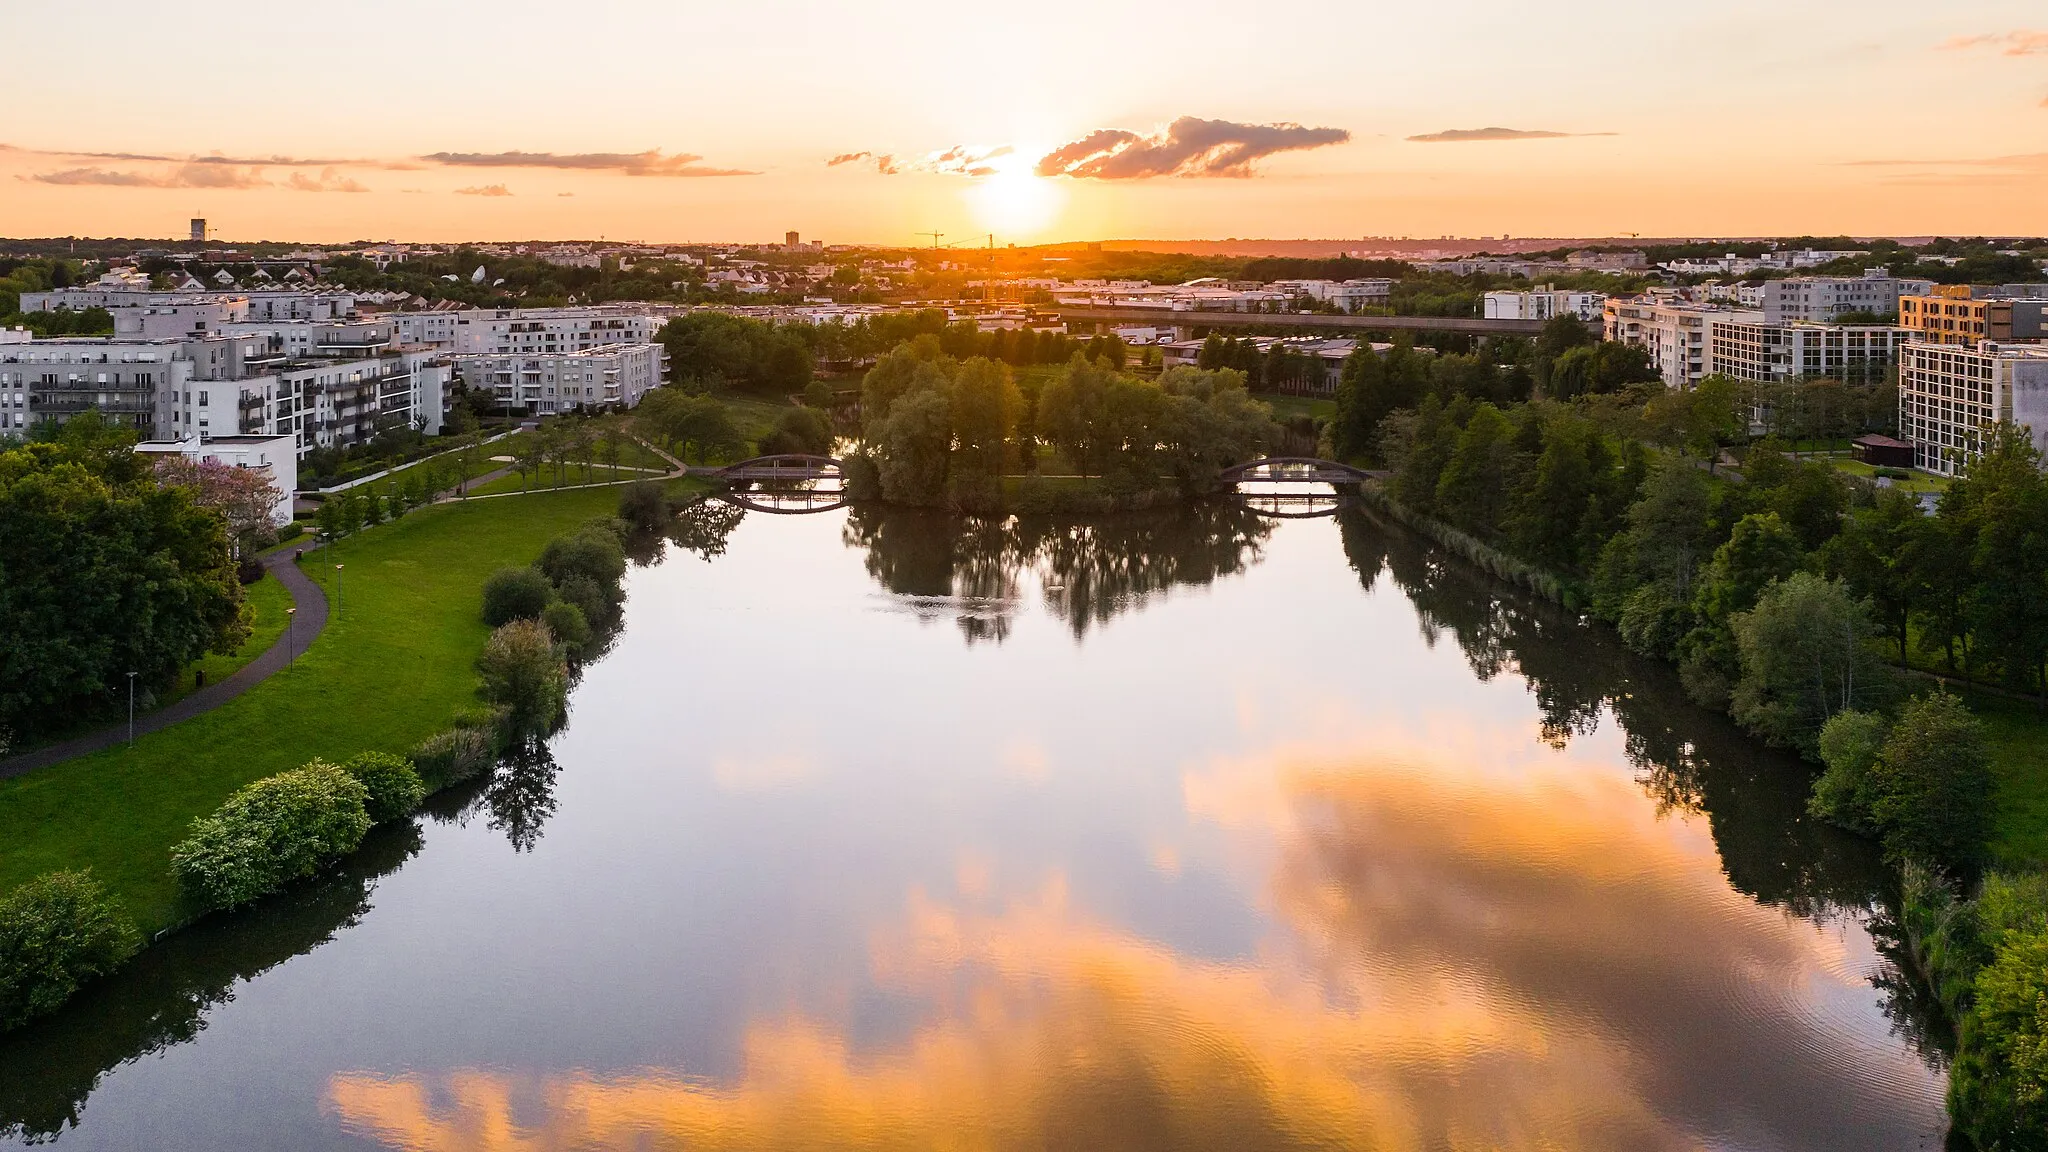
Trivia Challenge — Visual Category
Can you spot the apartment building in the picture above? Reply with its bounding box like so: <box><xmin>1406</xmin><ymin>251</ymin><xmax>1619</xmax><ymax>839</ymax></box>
<box><xmin>1760</xmin><ymin>271</ymin><xmax>1933</xmax><ymax>324</ymax></box>
<box><xmin>1605</xmin><ymin>299</ymin><xmax>1715</xmax><ymax>389</ymax></box>
<box><xmin>1485</xmin><ymin>288</ymin><xmax>1608</xmax><ymax>322</ymax></box>
<box><xmin>451</xmin><ymin>343</ymin><xmax>664</xmax><ymax>415</ymax></box>
<box><xmin>1708</xmin><ymin>317</ymin><xmax>1906</xmax><ymax>384</ymax></box>
<box><xmin>1898</xmin><ymin>287</ymin><xmax>2048</xmax><ymax>345</ymax></box>
<box><xmin>449</xmin><ymin>307</ymin><xmax>664</xmax><ymax>354</ymax></box>
<box><xmin>1270</xmin><ymin>279</ymin><xmax>1394</xmax><ymax>312</ymax></box>
<box><xmin>0</xmin><ymin>339</ymin><xmax>193</xmax><ymax>438</ymax></box>
<box><xmin>1898</xmin><ymin>341</ymin><xmax>2048</xmax><ymax>475</ymax></box>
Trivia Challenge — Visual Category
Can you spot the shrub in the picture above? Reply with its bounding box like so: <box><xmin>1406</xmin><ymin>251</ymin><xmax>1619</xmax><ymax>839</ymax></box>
<box><xmin>1868</xmin><ymin>692</ymin><xmax>1996</xmax><ymax>870</ymax></box>
<box><xmin>0</xmin><ymin>871</ymin><xmax>140</xmax><ymax>1031</ymax></box>
<box><xmin>1951</xmin><ymin>928</ymin><xmax>2048</xmax><ymax>1148</ymax></box>
<box><xmin>481</xmin><ymin>566</ymin><xmax>555</xmax><ymax>626</ymax></box>
<box><xmin>618</xmin><ymin>482</ymin><xmax>669</xmax><ymax>532</ymax></box>
<box><xmin>340</xmin><ymin>751</ymin><xmax>427</xmax><ymax>822</ymax></box>
<box><xmin>412</xmin><ymin>726</ymin><xmax>497</xmax><ymax>787</ymax></box>
<box><xmin>541</xmin><ymin>601</ymin><xmax>592</xmax><ymax>652</ymax></box>
<box><xmin>170</xmin><ymin>762</ymin><xmax>372</xmax><ymax>911</ymax></box>
<box><xmin>536</xmin><ymin>527</ymin><xmax>626</xmax><ymax>595</ymax></box>
<box><xmin>554</xmin><ymin>573</ymin><xmax>611</xmax><ymax>626</ymax></box>
<box><xmin>477</xmin><ymin>620</ymin><xmax>569</xmax><ymax>735</ymax></box>
<box><xmin>1809</xmin><ymin>709</ymin><xmax>1890</xmax><ymax>830</ymax></box>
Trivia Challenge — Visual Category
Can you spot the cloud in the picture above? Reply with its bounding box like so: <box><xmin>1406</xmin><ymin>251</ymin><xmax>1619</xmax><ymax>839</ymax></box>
<box><xmin>25</xmin><ymin>163</ymin><xmax>269</xmax><ymax>189</ymax></box>
<box><xmin>2</xmin><ymin>143</ymin><xmax>371</xmax><ymax>166</ymax></box>
<box><xmin>557</xmin><ymin>191</ymin><xmax>575</xmax><ymax>197</ymax></box>
<box><xmin>828</xmin><ymin>150</ymin><xmax>904</xmax><ymax>175</ymax></box>
<box><xmin>421</xmin><ymin>149</ymin><xmax>755</xmax><ymax>177</ymax></box>
<box><xmin>285</xmin><ymin>167</ymin><xmax>369</xmax><ymax>193</ymax></box>
<box><xmin>454</xmin><ymin>184</ymin><xmax>513</xmax><ymax>197</ymax></box>
<box><xmin>1940</xmin><ymin>30</ymin><xmax>2048</xmax><ymax>55</ymax></box>
<box><xmin>1844</xmin><ymin>152</ymin><xmax>2048</xmax><ymax>186</ymax></box>
<box><xmin>1035</xmin><ymin>117</ymin><xmax>1349</xmax><ymax>179</ymax></box>
<box><xmin>1406</xmin><ymin>127</ymin><xmax>1617</xmax><ymax>142</ymax></box>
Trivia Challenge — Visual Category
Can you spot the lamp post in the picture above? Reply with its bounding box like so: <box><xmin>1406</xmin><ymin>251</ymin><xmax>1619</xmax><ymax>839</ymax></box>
<box><xmin>126</xmin><ymin>671</ymin><xmax>138</xmax><ymax>747</ymax></box>
<box><xmin>286</xmin><ymin>606</ymin><xmax>297</xmax><ymax>669</ymax></box>
<box><xmin>334</xmin><ymin>563</ymin><xmax>343</xmax><ymax>621</ymax></box>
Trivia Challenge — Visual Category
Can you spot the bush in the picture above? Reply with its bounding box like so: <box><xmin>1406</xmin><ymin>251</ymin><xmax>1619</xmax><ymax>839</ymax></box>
<box><xmin>554</xmin><ymin>573</ymin><xmax>610</xmax><ymax>626</ymax></box>
<box><xmin>340</xmin><ymin>751</ymin><xmax>427</xmax><ymax>822</ymax></box>
<box><xmin>477</xmin><ymin>620</ymin><xmax>568</xmax><ymax>735</ymax></box>
<box><xmin>412</xmin><ymin>725</ymin><xmax>497</xmax><ymax>787</ymax></box>
<box><xmin>0</xmin><ymin>871</ymin><xmax>140</xmax><ymax>1032</ymax></box>
<box><xmin>540</xmin><ymin>601</ymin><xmax>592</xmax><ymax>652</ymax></box>
<box><xmin>1868</xmin><ymin>692</ymin><xmax>1996</xmax><ymax>870</ymax></box>
<box><xmin>618</xmin><ymin>482</ymin><xmax>669</xmax><ymax>532</ymax></box>
<box><xmin>170</xmin><ymin>762</ymin><xmax>372</xmax><ymax>911</ymax></box>
<box><xmin>1951</xmin><ymin>928</ymin><xmax>2048</xmax><ymax>1148</ymax></box>
<box><xmin>1810</xmin><ymin>709</ymin><xmax>1890</xmax><ymax>830</ymax></box>
<box><xmin>536</xmin><ymin>527</ymin><xmax>626</xmax><ymax>595</ymax></box>
<box><xmin>481</xmin><ymin>566</ymin><xmax>555</xmax><ymax>626</ymax></box>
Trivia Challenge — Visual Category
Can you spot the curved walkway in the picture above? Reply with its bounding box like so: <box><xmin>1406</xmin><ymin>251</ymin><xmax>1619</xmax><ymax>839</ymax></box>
<box><xmin>0</xmin><ymin>547</ymin><xmax>330</xmax><ymax>779</ymax></box>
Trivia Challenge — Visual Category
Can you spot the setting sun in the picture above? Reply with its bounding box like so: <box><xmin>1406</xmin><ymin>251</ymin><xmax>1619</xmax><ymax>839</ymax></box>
<box><xmin>966</xmin><ymin>152</ymin><xmax>1065</xmax><ymax>241</ymax></box>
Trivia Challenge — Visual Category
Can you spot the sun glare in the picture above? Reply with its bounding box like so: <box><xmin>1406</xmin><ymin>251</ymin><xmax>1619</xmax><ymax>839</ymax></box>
<box><xmin>968</xmin><ymin>152</ymin><xmax>1064</xmax><ymax>240</ymax></box>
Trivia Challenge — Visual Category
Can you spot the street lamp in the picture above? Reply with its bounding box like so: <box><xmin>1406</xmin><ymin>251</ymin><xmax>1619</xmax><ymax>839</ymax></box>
<box><xmin>334</xmin><ymin>563</ymin><xmax>343</xmax><ymax>621</ymax></box>
<box><xmin>126</xmin><ymin>671</ymin><xmax>138</xmax><ymax>747</ymax></box>
<box><xmin>286</xmin><ymin>606</ymin><xmax>297</xmax><ymax>669</ymax></box>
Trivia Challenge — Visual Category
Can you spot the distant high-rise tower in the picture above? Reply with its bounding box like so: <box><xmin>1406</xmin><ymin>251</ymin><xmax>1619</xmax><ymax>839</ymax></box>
<box><xmin>190</xmin><ymin>218</ymin><xmax>206</xmax><ymax>244</ymax></box>
<box><xmin>785</xmin><ymin>231</ymin><xmax>800</xmax><ymax>250</ymax></box>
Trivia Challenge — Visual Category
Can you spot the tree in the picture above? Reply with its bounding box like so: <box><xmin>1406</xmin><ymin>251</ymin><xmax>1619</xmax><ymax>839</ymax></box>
<box><xmin>949</xmin><ymin>357</ymin><xmax>1021</xmax><ymax>477</ymax></box>
<box><xmin>1808</xmin><ymin>709</ymin><xmax>1890</xmax><ymax>830</ymax></box>
<box><xmin>759</xmin><ymin>406</ymin><xmax>835</xmax><ymax>457</ymax></box>
<box><xmin>1954</xmin><ymin>425</ymin><xmax>2048</xmax><ymax>699</ymax></box>
<box><xmin>1433</xmin><ymin>403</ymin><xmax>1514</xmax><ymax>533</ymax></box>
<box><xmin>0</xmin><ymin>433</ymin><xmax>247</xmax><ymax>741</ymax></box>
<box><xmin>0</xmin><ymin>870</ymin><xmax>140</xmax><ymax>1032</ymax></box>
<box><xmin>481</xmin><ymin>566</ymin><xmax>554</xmax><ymax>626</ymax></box>
<box><xmin>150</xmin><ymin>455</ymin><xmax>284</xmax><ymax>557</ymax></box>
<box><xmin>873</xmin><ymin>386</ymin><xmax>953</xmax><ymax>505</ymax></box>
<box><xmin>1693</xmin><ymin>512</ymin><xmax>1805</xmax><ymax>624</ymax></box>
<box><xmin>1822</xmin><ymin>487</ymin><xmax>1927</xmax><ymax>662</ymax></box>
<box><xmin>1866</xmin><ymin>692</ymin><xmax>1996</xmax><ymax>869</ymax></box>
<box><xmin>477</xmin><ymin>619</ymin><xmax>569</xmax><ymax>735</ymax></box>
<box><xmin>1729</xmin><ymin>572</ymin><xmax>1885</xmax><ymax>756</ymax></box>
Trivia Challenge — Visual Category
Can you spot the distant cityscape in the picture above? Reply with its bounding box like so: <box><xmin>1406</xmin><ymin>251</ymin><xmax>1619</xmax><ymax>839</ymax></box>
<box><xmin>4</xmin><ymin>224</ymin><xmax>2045</xmax><ymax>485</ymax></box>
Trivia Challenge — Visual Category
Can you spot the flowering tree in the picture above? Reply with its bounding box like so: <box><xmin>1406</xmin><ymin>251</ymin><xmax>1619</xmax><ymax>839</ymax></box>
<box><xmin>152</xmin><ymin>456</ymin><xmax>283</xmax><ymax>556</ymax></box>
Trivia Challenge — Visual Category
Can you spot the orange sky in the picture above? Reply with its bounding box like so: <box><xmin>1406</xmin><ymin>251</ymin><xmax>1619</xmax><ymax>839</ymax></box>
<box><xmin>4</xmin><ymin>1</ymin><xmax>2046</xmax><ymax>244</ymax></box>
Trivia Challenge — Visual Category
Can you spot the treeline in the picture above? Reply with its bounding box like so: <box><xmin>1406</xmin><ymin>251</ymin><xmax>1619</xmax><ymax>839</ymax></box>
<box><xmin>0</xmin><ymin>259</ymin><xmax>103</xmax><ymax>331</ymax></box>
<box><xmin>1364</xmin><ymin>374</ymin><xmax>2048</xmax><ymax>1139</ymax></box>
<box><xmin>656</xmin><ymin>311</ymin><xmax>1088</xmax><ymax>395</ymax></box>
<box><xmin>851</xmin><ymin>341</ymin><xmax>1270</xmax><ymax>509</ymax></box>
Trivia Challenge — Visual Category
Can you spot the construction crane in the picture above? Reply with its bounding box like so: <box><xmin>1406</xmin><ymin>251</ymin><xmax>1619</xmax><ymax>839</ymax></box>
<box><xmin>918</xmin><ymin>231</ymin><xmax>945</xmax><ymax>249</ymax></box>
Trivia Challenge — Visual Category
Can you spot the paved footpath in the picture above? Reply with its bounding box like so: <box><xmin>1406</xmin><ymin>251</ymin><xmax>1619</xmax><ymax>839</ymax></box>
<box><xmin>0</xmin><ymin>546</ymin><xmax>329</xmax><ymax>780</ymax></box>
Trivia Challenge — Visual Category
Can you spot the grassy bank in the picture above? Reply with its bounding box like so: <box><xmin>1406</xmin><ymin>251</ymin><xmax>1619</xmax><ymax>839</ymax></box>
<box><xmin>0</xmin><ymin>486</ymin><xmax>627</xmax><ymax>933</ymax></box>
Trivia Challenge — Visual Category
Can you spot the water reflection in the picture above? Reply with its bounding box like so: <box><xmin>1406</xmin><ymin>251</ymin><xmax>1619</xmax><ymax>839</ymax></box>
<box><xmin>483</xmin><ymin>742</ymin><xmax>562</xmax><ymax>854</ymax></box>
<box><xmin>325</xmin><ymin>740</ymin><xmax>1938</xmax><ymax>1152</ymax></box>
<box><xmin>0</xmin><ymin>824</ymin><xmax>422</xmax><ymax>1144</ymax></box>
<box><xmin>843</xmin><ymin>502</ymin><xmax>1274</xmax><ymax>642</ymax></box>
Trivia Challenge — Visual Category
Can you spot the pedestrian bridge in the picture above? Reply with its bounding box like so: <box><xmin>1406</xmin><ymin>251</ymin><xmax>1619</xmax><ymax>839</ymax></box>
<box><xmin>712</xmin><ymin>454</ymin><xmax>846</xmax><ymax>484</ymax></box>
<box><xmin>1217</xmin><ymin>457</ymin><xmax>1384</xmax><ymax>486</ymax></box>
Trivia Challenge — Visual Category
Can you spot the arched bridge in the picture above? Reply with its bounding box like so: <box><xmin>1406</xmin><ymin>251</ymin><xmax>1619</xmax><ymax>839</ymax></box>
<box><xmin>711</xmin><ymin>454</ymin><xmax>846</xmax><ymax>484</ymax></box>
<box><xmin>1217</xmin><ymin>457</ymin><xmax>1385</xmax><ymax>486</ymax></box>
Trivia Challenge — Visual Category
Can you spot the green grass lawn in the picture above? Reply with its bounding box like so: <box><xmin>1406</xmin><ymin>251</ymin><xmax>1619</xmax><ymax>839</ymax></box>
<box><xmin>1956</xmin><ymin>687</ymin><xmax>2048</xmax><ymax>867</ymax></box>
<box><xmin>0</xmin><ymin>486</ymin><xmax>626</xmax><ymax>932</ymax></box>
<box><xmin>1826</xmin><ymin>456</ymin><xmax>1951</xmax><ymax>496</ymax></box>
<box><xmin>466</xmin><ymin>467</ymin><xmax>667</xmax><ymax>497</ymax></box>
<box><xmin>1258</xmin><ymin>394</ymin><xmax>1337</xmax><ymax>424</ymax></box>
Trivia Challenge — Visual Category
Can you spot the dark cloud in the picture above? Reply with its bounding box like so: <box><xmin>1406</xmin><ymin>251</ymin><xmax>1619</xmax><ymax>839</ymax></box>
<box><xmin>1035</xmin><ymin>117</ymin><xmax>1348</xmax><ymax>178</ymax></box>
<box><xmin>25</xmin><ymin>163</ymin><xmax>269</xmax><ymax>189</ymax></box>
<box><xmin>455</xmin><ymin>184</ymin><xmax>513</xmax><ymax>196</ymax></box>
<box><xmin>422</xmin><ymin>149</ymin><xmax>755</xmax><ymax>176</ymax></box>
<box><xmin>1406</xmin><ymin>127</ymin><xmax>1616</xmax><ymax>142</ymax></box>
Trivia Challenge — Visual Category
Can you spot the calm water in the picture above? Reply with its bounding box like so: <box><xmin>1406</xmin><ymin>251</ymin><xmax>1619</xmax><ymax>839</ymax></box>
<box><xmin>0</xmin><ymin>501</ymin><xmax>1949</xmax><ymax>1150</ymax></box>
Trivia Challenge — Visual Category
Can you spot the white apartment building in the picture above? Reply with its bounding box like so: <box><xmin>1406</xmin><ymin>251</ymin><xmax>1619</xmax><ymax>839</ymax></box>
<box><xmin>389</xmin><ymin>311</ymin><xmax>464</xmax><ymax>349</ymax></box>
<box><xmin>1485</xmin><ymin>288</ymin><xmax>1608</xmax><ymax>322</ymax></box>
<box><xmin>134</xmin><ymin>433</ymin><xmax>298</xmax><ymax>526</ymax></box>
<box><xmin>112</xmin><ymin>297</ymin><xmax>253</xmax><ymax>339</ymax></box>
<box><xmin>1761</xmin><ymin>271</ymin><xmax>1934</xmax><ymax>324</ymax></box>
<box><xmin>1899</xmin><ymin>342</ymin><xmax>2048</xmax><ymax>476</ymax></box>
<box><xmin>451</xmin><ymin>343</ymin><xmax>664</xmax><ymax>414</ymax></box>
<box><xmin>1271</xmin><ymin>279</ymin><xmax>1394</xmax><ymax>312</ymax></box>
<box><xmin>1605</xmin><ymin>299</ymin><xmax>1715</xmax><ymax>389</ymax></box>
<box><xmin>449</xmin><ymin>307</ymin><xmax>664</xmax><ymax>355</ymax></box>
<box><xmin>1708</xmin><ymin>316</ymin><xmax>1906</xmax><ymax>384</ymax></box>
<box><xmin>0</xmin><ymin>339</ymin><xmax>195</xmax><ymax>439</ymax></box>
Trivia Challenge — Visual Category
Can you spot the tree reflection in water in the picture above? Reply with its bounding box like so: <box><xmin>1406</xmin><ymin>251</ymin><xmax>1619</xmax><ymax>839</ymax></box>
<box><xmin>0</xmin><ymin>823</ymin><xmax>424</xmax><ymax>1144</ymax></box>
<box><xmin>483</xmin><ymin>740</ymin><xmax>562</xmax><ymax>854</ymax></box>
<box><xmin>841</xmin><ymin>502</ymin><xmax>1275</xmax><ymax>644</ymax></box>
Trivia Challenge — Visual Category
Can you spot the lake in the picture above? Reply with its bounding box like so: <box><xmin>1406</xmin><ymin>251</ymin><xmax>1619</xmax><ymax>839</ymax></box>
<box><xmin>0</xmin><ymin>499</ymin><xmax>1949</xmax><ymax>1150</ymax></box>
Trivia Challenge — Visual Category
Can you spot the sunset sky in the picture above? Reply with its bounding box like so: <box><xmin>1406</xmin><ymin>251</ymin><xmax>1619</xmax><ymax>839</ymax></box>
<box><xmin>5</xmin><ymin>0</ymin><xmax>2046</xmax><ymax>245</ymax></box>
